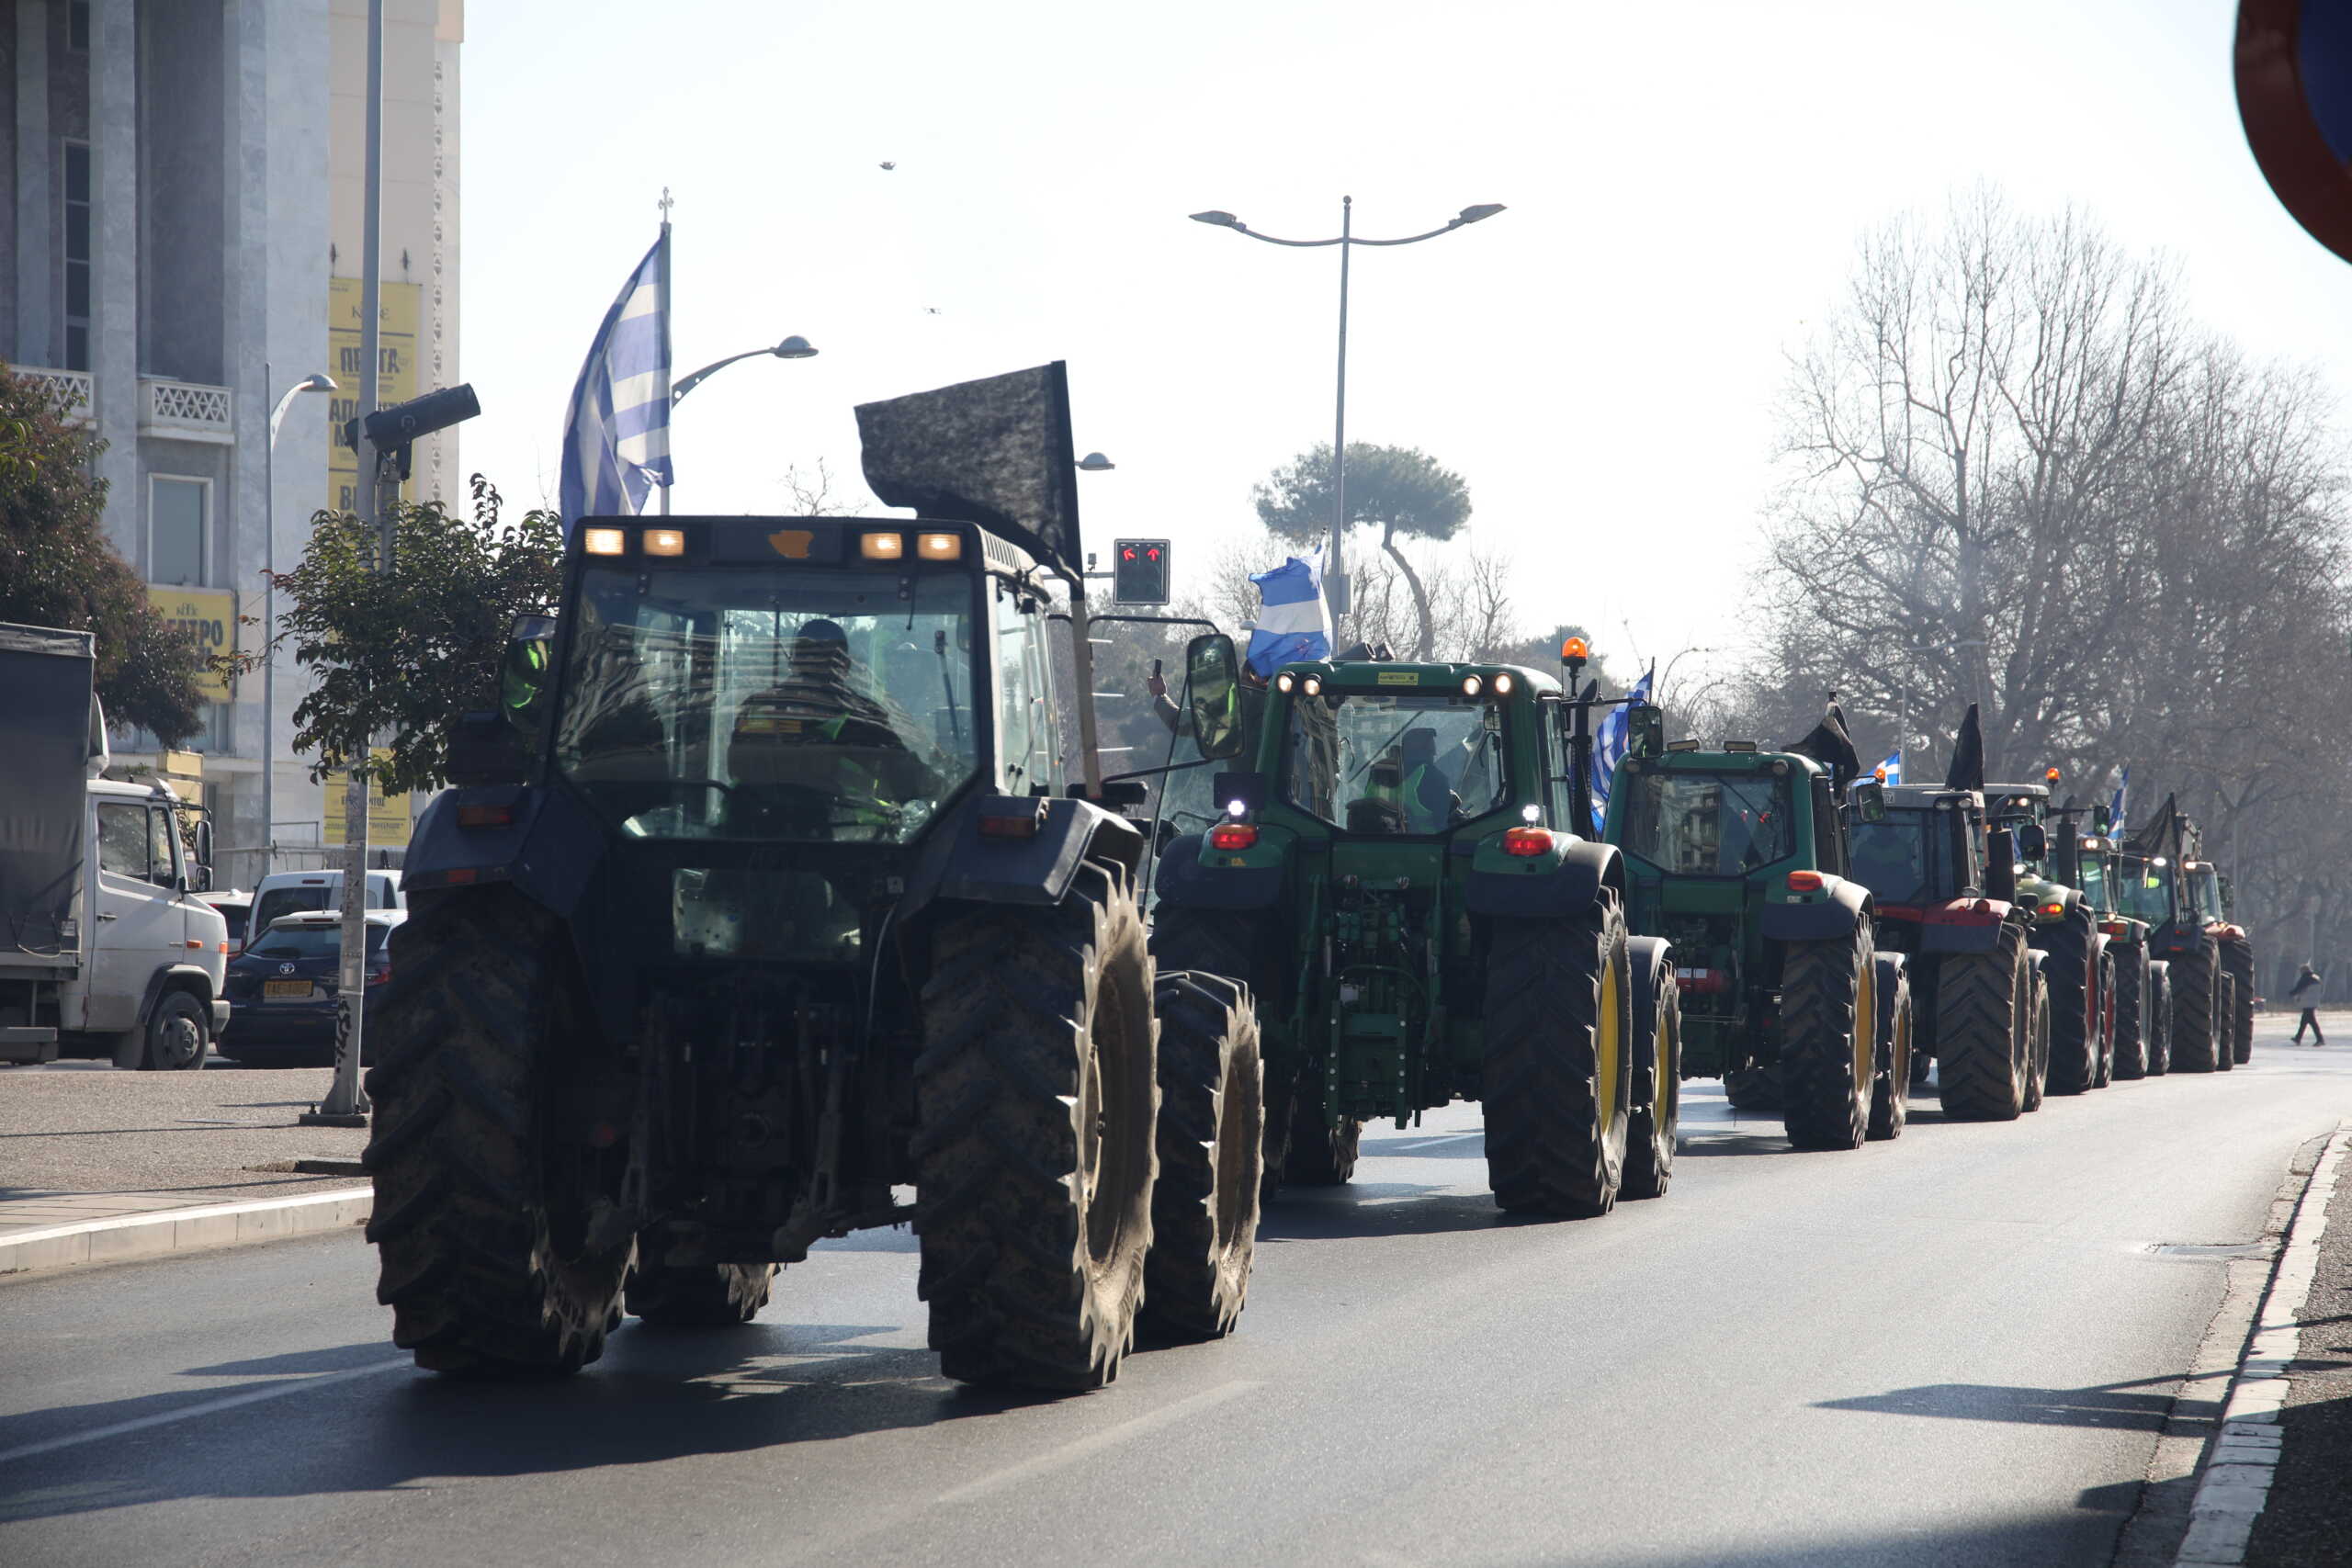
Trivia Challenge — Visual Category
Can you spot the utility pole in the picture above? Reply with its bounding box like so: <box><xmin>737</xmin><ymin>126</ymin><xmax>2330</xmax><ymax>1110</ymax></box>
<box><xmin>305</xmin><ymin>0</ymin><xmax>383</xmax><ymax>1128</ymax></box>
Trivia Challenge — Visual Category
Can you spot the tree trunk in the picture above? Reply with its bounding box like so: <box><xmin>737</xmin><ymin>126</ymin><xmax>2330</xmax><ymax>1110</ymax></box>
<box><xmin>1383</xmin><ymin>524</ymin><xmax>1435</xmax><ymax>660</ymax></box>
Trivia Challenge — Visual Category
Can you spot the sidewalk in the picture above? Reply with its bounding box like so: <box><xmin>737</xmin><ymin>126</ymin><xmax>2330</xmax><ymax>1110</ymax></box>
<box><xmin>0</xmin><ymin>1058</ymin><xmax>371</xmax><ymax>1275</ymax></box>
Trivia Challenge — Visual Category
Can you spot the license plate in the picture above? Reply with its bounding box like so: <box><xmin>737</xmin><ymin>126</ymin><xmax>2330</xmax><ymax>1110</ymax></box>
<box><xmin>263</xmin><ymin>979</ymin><xmax>313</xmax><ymax>999</ymax></box>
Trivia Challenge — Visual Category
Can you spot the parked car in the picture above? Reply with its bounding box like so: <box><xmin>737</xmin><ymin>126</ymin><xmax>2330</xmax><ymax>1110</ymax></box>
<box><xmin>198</xmin><ymin>890</ymin><xmax>254</xmax><ymax>957</ymax></box>
<box><xmin>248</xmin><ymin>870</ymin><xmax>403</xmax><ymax>945</ymax></box>
<box><xmin>218</xmin><ymin>909</ymin><xmax>403</xmax><ymax>1066</ymax></box>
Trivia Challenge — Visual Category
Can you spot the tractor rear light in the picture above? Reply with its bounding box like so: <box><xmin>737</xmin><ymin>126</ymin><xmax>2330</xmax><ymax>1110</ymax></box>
<box><xmin>582</xmin><ymin>527</ymin><xmax>626</xmax><ymax>556</ymax></box>
<box><xmin>2100</xmin><ymin>920</ymin><xmax>2128</xmax><ymax>938</ymax></box>
<box><xmin>2041</xmin><ymin>900</ymin><xmax>2066</xmax><ymax>918</ymax></box>
<box><xmin>458</xmin><ymin>803</ymin><xmax>514</xmax><ymax>829</ymax></box>
<box><xmin>978</xmin><ymin>809</ymin><xmax>1043</xmax><ymax>840</ymax></box>
<box><xmin>1502</xmin><ymin>826</ymin><xmax>1553</xmax><ymax>857</ymax></box>
<box><xmin>859</xmin><ymin>531</ymin><xmax>906</xmax><ymax>560</ymax></box>
<box><xmin>1209</xmin><ymin>822</ymin><xmax>1259</xmax><ymax>851</ymax></box>
<box><xmin>1786</xmin><ymin>870</ymin><xmax>1825</xmax><ymax>892</ymax></box>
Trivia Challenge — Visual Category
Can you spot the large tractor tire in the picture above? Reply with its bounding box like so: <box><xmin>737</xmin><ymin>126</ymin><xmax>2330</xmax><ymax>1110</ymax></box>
<box><xmin>2221</xmin><ymin>937</ymin><xmax>2256</xmax><ymax>1066</ymax></box>
<box><xmin>1483</xmin><ymin>904</ymin><xmax>1633</xmax><ymax>1217</ymax></box>
<box><xmin>2092</xmin><ymin>948</ymin><xmax>2117</xmax><ymax>1089</ymax></box>
<box><xmin>2146</xmin><ymin>963</ymin><xmax>2173</xmax><ymax>1074</ymax></box>
<box><xmin>1138</xmin><ymin>971</ymin><xmax>1263</xmax><ymax>1343</ymax></box>
<box><xmin>363</xmin><ymin>888</ymin><xmax>634</xmax><ymax>1377</ymax></box>
<box><xmin>1152</xmin><ymin>905</ymin><xmax>1296</xmax><ymax>1203</ymax></box>
<box><xmin>2041</xmin><ymin>915</ymin><xmax>2098</xmax><ymax>1095</ymax></box>
<box><xmin>2171</xmin><ymin>940</ymin><xmax>2223</xmax><ymax>1073</ymax></box>
<box><xmin>913</xmin><ymin>861</ymin><xmax>1158</xmax><ymax>1391</ymax></box>
<box><xmin>2214</xmin><ymin>972</ymin><xmax>2238</xmax><ymax>1073</ymax></box>
<box><xmin>1622</xmin><ymin>937</ymin><xmax>1680</xmax><ymax>1200</ymax></box>
<box><xmin>1779</xmin><ymin>924</ymin><xmax>1878</xmax><ymax>1152</ymax></box>
<box><xmin>1935</xmin><ymin>925</ymin><xmax>2032</xmax><ymax>1122</ymax></box>
<box><xmin>2113</xmin><ymin>947</ymin><xmax>2148</xmax><ymax>1080</ymax></box>
<box><xmin>2022</xmin><ymin>966</ymin><xmax>2052</xmax><ymax>1112</ymax></box>
<box><xmin>1868</xmin><ymin>953</ymin><xmax>1912</xmax><ymax>1142</ymax></box>
<box><xmin>626</xmin><ymin>1262</ymin><xmax>776</xmax><ymax>1327</ymax></box>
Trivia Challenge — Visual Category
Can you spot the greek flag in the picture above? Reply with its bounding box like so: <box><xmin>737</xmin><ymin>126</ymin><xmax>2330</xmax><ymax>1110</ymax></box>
<box><xmin>560</xmin><ymin>233</ymin><xmax>671</xmax><ymax>527</ymax></box>
<box><xmin>1245</xmin><ymin>554</ymin><xmax>1330</xmax><ymax>678</ymax></box>
<box><xmin>2109</xmin><ymin>767</ymin><xmax>2129</xmax><ymax>840</ymax></box>
<box><xmin>1590</xmin><ymin>669</ymin><xmax>1652</xmax><ymax>832</ymax></box>
<box><xmin>1875</xmin><ymin>749</ymin><xmax>1902</xmax><ymax>784</ymax></box>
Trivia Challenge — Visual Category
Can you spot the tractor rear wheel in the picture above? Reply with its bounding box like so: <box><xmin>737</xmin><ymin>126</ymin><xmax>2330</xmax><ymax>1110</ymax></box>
<box><xmin>1483</xmin><ymin>904</ymin><xmax>1632</xmax><ymax>1216</ymax></box>
<box><xmin>2113</xmin><ymin>948</ymin><xmax>2148</xmax><ymax>1080</ymax></box>
<box><xmin>2221</xmin><ymin>938</ymin><xmax>2256</xmax><ymax>1066</ymax></box>
<box><xmin>1868</xmin><ymin>953</ymin><xmax>1912</xmax><ymax>1142</ymax></box>
<box><xmin>1780</xmin><ymin>924</ymin><xmax>1877</xmax><ymax>1152</ymax></box>
<box><xmin>2022</xmin><ymin>968</ymin><xmax>2052</xmax><ymax>1111</ymax></box>
<box><xmin>1934</xmin><ymin>925</ymin><xmax>2031</xmax><ymax>1122</ymax></box>
<box><xmin>2172</xmin><ymin>941</ymin><xmax>2222</xmax><ymax>1073</ymax></box>
<box><xmin>363</xmin><ymin>888</ymin><xmax>633</xmax><ymax>1377</ymax></box>
<box><xmin>914</xmin><ymin>862</ymin><xmax>1158</xmax><ymax>1390</ymax></box>
<box><xmin>1138</xmin><ymin>971</ymin><xmax>1263</xmax><ymax>1342</ymax></box>
<box><xmin>1623</xmin><ymin>937</ymin><xmax>1680</xmax><ymax>1200</ymax></box>
<box><xmin>2093</xmin><ymin>948</ymin><xmax>2117</xmax><ymax>1088</ymax></box>
<box><xmin>2215</xmin><ymin>972</ymin><xmax>2237</xmax><ymax>1072</ymax></box>
<box><xmin>626</xmin><ymin>1262</ymin><xmax>777</xmax><ymax>1327</ymax></box>
<box><xmin>2147</xmin><ymin>964</ymin><xmax>2174</xmax><ymax>1074</ymax></box>
<box><xmin>2041</xmin><ymin>915</ymin><xmax>2098</xmax><ymax>1095</ymax></box>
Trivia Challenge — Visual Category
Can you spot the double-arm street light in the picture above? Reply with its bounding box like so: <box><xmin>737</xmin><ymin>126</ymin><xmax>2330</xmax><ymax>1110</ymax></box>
<box><xmin>662</xmin><ymin>334</ymin><xmax>820</xmax><ymax>514</ymax></box>
<box><xmin>1189</xmin><ymin>197</ymin><xmax>1505</xmax><ymax>621</ymax></box>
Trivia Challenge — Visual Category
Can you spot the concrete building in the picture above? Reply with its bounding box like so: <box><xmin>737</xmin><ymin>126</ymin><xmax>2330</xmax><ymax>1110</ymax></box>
<box><xmin>0</xmin><ymin>0</ymin><xmax>460</xmax><ymax>889</ymax></box>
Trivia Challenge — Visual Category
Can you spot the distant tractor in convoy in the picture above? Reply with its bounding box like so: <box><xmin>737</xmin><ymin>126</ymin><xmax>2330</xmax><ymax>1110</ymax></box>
<box><xmin>2184</xmin><ymin>852</ymin><xmax>2256</xmax><ymax>1066</ymax></box>
<box><xmin>1599</xmin><ymin>705</ymin><xmax>1912</xmax><ymax>1151</ymax></box>
<box><xmin>1149</xmin><ymin>638</ymin><xmax>1675</xmax><ymax>1216</ymax></box>
<box><xmin>2105</xmin><ymin>841</ymin><xmax>2176</xmax><ymax>1079</ymax></box>
<box><xmin>2135</xmin><ymin>795</ymin><xmax>2236</xmax><ymax>1074</ymax></box>
<box><xmin>362</xmin><ymin>365</ymin><xmax>1263</xmax><ymax>1389</ymax></box>
<box><xmin>1984</xmin><ymin>780</ymin><xmax>2109</xmax><ymax>1096</ymax></box>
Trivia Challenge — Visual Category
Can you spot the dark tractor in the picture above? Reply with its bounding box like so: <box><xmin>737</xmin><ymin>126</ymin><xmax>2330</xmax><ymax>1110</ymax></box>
<box><xmin>1600</xmin><ymin>704</ymin><xmax>1914</xmax><ymax>1152</ymax></box>
<box><xmin>2132</xmin><ymin>795</ymin><xmax>2235</xmax><ymax>1074</ymax></box>
<box><xmin>2185</xmin><ymin>853</ymin><xmax>2256</xmax><ymax>1066</ymax></box>
<box><xmin>2105</xmin><ymin>841</ymin><xmax>2177</xmax><ymax>1078</ymax></box>
<box><xmin>1150</xmin><ymin>640</ymin><xmax>1675</xmax><ymax>1217</ymax></box>
<box><xmin>1844</xmin><ymin>782</ymin><xmax>2042</xmax><ymax>1122</ymax></box>
<box><xmin>362</xmin><ymin>365</ymin><xmax>1264</xmax><ymax>1388</ymax></box>
<box><xmin>1984</xmin><ymin>780</ymin><xmax>2109</xmax><ymax>1096</ymax></box>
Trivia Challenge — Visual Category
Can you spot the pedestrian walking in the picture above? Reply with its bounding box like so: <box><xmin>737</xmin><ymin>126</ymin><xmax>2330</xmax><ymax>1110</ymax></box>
<box><xmin>2290</xmin><ymin>964</ymin><xmax>2325</xmax><ymax>1046</ymax></box>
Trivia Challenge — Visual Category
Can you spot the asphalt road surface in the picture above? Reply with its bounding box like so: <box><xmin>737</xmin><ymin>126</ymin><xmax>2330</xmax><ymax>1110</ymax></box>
<box><xmin>6</xmin><ymin>1018</ymin><xmax>2348</xmax><ymax>1568</ymax></box>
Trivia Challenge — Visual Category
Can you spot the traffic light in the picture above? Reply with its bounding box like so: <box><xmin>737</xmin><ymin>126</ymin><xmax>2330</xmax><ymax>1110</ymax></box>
<box><xmin>1113</xmin><ymin>538</ymin><xmax>1170</xmax><ymax>604</ymax></box>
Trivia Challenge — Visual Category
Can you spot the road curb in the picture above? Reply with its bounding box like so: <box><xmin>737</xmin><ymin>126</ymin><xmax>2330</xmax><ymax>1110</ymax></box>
<box><xmin>0</xmin><ymin>1185</ymin><xmax>374</xmax><ymax>1278</ymax></box>
<box><xmin>2174</xmin><ymin>1118</ymin><xmax>2351</xmax><ymax>1566</ymax></box>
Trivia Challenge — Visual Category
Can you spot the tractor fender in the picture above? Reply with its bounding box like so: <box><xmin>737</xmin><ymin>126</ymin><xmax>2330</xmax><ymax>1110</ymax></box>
<box><xmin>1153</xmin><ymin>830</ymin><xmax>1288</xmax><ymax>912</ymax></box>
<box><xmin>1461</xmin><ymin>836</ymin><xmax>1622</xmax><ymax>921</ymax></box>
<box><xmin>1758</xmin><ymin>875</ymin><xmax>1870</xmax><ymax>944</ymax></box>
<box><xmin>935</xmin><ymin>795</ymin><xmax>1144</xmax><ymax>908</ymax></box>
<box><xmin>1917</xmin><ymin>901</ymin><xmax>2016</xmax><ymax>955</ymax></box>
<box><xmin>401</xmin><ymin>783</ymin><xmax>605</xmax><ymax>919</ymax></box>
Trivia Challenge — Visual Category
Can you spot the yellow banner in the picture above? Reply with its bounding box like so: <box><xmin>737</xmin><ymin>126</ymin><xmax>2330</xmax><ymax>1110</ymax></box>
<box><xmin>148</xmin><ymin>586</ymin><xmax>236</xmax><ymax>701</ymax></box>
<box><xmin>321</xmin><ymin>746</ymin><xmax>414</xmax><ymax>847</ymax></box>
<box><xmin>326</xmin><ymin>277</ymin><xmax>423</xmax><ymax>515</ymax></box>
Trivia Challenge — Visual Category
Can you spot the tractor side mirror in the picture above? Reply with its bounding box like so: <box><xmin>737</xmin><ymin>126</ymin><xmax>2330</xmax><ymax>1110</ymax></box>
<box><xmin>1184</xmin><ymin>633</ymin><xmax>1247</xmax><ymax>761</ymax></box>
<box><xmin>1986</xmin><ymin>828</ymin><xmax>2018</xmax><ymax>904</ymax></box>
<box><xmin>500</xmin><ymin>614</ymin><xmax>559</xmax><ymax>751</ymax></box>
<box><xmin>1849</xmin><ymin>779</ymin><xmax>1887</xmax><ymax>824</ymax></box>
<box><xmin>1626</xmin><ymin>702</ymin><xmax>1665</xmax><ymax>760</ymax></box>
<box><xmin>192</xmin><ymin>817</ymin><xmax>215</xmax><ymax>891</ymax></box>
<box><xmin>2015</xmin><ymin>822</ymin><xmax>2048</xmax><ymax>862</ymax></box>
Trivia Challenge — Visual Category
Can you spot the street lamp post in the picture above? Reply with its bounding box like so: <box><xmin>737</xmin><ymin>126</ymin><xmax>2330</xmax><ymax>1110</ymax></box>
<box><xmin>662</xmin><ymin>335</ymin><xmax>820</xmax><ymax>515</ymax></box>
<box><xmin>259</xmin><ymin>367</ymin><xmax>337</xmax><ymax>886</ymax></box>
<box><xmin>1189</xmin><ymin>198</ymin><xmax>1505</xmax><ymax>624</ymax></box>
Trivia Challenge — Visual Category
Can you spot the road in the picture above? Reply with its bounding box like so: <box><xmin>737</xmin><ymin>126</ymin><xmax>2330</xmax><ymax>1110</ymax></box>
<box><xmin>4</xmin><ymin>1017</ymin><xmax>2347</xmax><ymax>1568</ymax></box>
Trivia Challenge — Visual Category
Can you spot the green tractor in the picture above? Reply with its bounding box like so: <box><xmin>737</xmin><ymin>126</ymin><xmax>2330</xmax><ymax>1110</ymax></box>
<box><xmin>1983</xmin><ymin>781</ymin><xmax>2109</xmax><ymax>1096</ymax></box>
<box><xmin>1598</xmin><ymin>706</ymin><xmax>1914</xmax><ymax>1150</ymax></box>
<box><xmin>2101</xmin><ymin>834</ymin><xmax>2177</xmax><ymax>1078</ymax></box>
<box><xmin>2132</xmin><ymin>795</ymin><xmax>2237</xmax><ymax>1074</ymax></box>
<box><xmin>2185</xmin><ymin>850</ymin><xmax>2256</xmax><ymax>1066</ymax></box>
<box><xmin>361</xmin><ymin>365</ymin><xmax>1265</xmax><ymax>1389</ymax></box>
<box><xmin>1148</xmin><ymin>639</ymin><xmax>1677</xmax><ymax>1217</ymax></box>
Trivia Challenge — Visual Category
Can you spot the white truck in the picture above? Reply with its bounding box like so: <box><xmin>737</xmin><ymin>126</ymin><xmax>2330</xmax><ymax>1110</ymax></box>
<box><xmin>0</xmin><ymin>622</ymin><xmax>230</xmax><ymax>1069</ymax></box>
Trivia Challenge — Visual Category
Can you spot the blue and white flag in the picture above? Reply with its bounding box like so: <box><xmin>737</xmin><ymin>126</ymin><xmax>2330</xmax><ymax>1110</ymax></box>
<box><xmin>1589</xmin><ymin>669</ymin><xmax>1653</xmax><ymax>832</ymax></box>
<box><xmin>2109</xmin><ymin>767</ymin><xmax>2129</xmax><ymax>840</ymax></box>
<box><xmin>560</xmin><ymin>233</ymin><xmax>672</xmax><ymax>527</ymax></box>
<box><xmin>1875</xmin><ymin>749</ymin><xmax>1902</xmax><ymax>785</ymax></box>
<box><xmin>1245</xmin><ymin>554</ymin><xmax>1331</xmax><ymax>677</ymax></box>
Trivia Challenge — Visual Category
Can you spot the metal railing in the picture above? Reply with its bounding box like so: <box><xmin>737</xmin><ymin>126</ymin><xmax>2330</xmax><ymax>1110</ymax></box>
<box><xmin>142</xmin><ymin>377</ymin><xmax>234</xmax><ymax>442</ymax></box>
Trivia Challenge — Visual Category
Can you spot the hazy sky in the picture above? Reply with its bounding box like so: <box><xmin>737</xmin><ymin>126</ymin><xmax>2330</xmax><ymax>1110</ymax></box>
<box><xmin>458</xmin><ymin>0</ymin><xmax>2350</xmax><ymax>675</ymax></box>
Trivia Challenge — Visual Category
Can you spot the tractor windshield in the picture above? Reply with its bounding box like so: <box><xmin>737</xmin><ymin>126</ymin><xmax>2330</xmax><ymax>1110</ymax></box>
<box><xmin>2188</xmin><ymin>864</ymin><xmax>2226</xmax><ymax>923</ymax></box>
<box><xmin>555</xmin><ymin>565</ymin><xmax>981</xmax><ymax>843</ymax></box>
<box><xmin>1619</xmin><ymin>769</ymin><xmax>1795</xmax><ymax>876</ymax></box>
<box><xmin>2076</xmin><ymin>852</ymin><xmax>2109</xmax><ymax>910</ymax></box>
<box><xmin>2118</xmin><ymin>860</ymin><xmax>2175</xmax><ymax>923</ymax></box>
<box><xmin>1281</xmin><ymin>691</ymin><xmax>1511</xmax><ymax>833</ymax></box>
<box><xmin>1848</xmin><ymin>812</ymin><xmax>1939</xmax><ymax>904</ymax></box>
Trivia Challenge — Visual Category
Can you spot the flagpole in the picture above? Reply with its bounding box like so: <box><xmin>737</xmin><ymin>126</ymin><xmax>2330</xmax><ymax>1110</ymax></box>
<box><xmin>656</xmin><ymin>190</ymin><xmax>674</xmax><ymax>516</ymax></box>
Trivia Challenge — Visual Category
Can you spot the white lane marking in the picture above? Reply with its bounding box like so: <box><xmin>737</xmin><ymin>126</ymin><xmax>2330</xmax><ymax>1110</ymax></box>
<box><xmin>1383</xmin><ymin>1134</ymin><xmax>1481</xmax><ymax>1152</ymax></box>
<box><xmin>0</xmin><ymin>1357</ymin><xmax>412</xmax><ymax>1465</ymax></box>
<box><xmin>933</xmin><ymin>1379</ymin><xmax>1260</xmax><ymax>1506</ymax></box>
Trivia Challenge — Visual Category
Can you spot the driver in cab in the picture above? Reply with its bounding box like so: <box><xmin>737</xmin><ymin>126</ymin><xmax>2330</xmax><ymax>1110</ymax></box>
<box><xmin>728</xmin><ymin>620</ymin><xmax>935</xmax><ymax>833</ymax></box>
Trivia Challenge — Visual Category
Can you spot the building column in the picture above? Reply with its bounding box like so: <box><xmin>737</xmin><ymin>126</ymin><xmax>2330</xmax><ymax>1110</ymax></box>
<box><xmin>90</xmin><ymin>0</ymin><xmax>140</xmax><ymax>562</ymax></box>
<box><xmin>16</xmin><ymin>0</ymin><xmax>53</xmax><ymax>367</ymax></box>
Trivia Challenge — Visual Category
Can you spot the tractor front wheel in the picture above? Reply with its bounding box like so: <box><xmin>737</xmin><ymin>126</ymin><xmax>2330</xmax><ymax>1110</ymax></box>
<box><xmin>1622</xmin><ymin>937</ymin><xmax>1680</xmax><ymax>1200</ymax></box>
<box><xmin>2171</xmin><ymin>941</ymin><xmax>2222</xmax><ymax>1073</ymax></box>
<box><xmin>1482</xmin><ymin>905</ymin><xmax>1633</xmax><ymax>1217</ymax></box>
<box><xmin>914</xmin><ymin>862</ymin><xmax>1158</xmax><ymax>1391</ymax></box>
<box><xmin>1138</xmin><ymin>970</ymin><xmax>1263</xmax><ymax>1342</ymax></box>
<box><xmin>2041</xmin><ymin>915</ymin><xmax>2098</xmax><ymax>1095</ymax></box>
<box><xmin>2113</xmin><ymin>948</ymin><xmax>2148</xmax><ymax>1080</ymax></box>
<box><xmin>1779</xmin><ymin>924</ymin><xmax>1877</xmax><ymax>1152</ymax></box>
<box><xmin>1867</xmin><ymin>953</ymin><xmax>1912</xmax><ymax>1142</ymax></box>
<box><xmin>2222</xmin><ymin>937</ymin><xmax>2256</xmax><ymax>1066</ymax></box>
